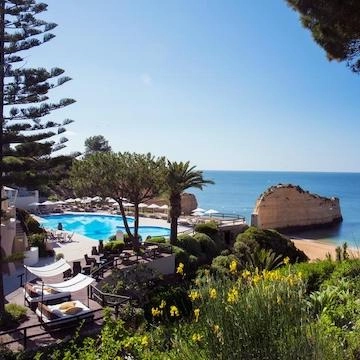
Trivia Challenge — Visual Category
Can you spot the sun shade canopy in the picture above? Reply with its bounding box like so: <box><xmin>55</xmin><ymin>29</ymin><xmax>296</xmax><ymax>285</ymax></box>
<box><xmin>46</xmin><ymin>273</ymin><xmax>95</xmax><ymax>293</ymax></box>
<box><xmin>24</xmin><ymin>259</ymin><xmax>71</xmax><ymax>277</ymax></box>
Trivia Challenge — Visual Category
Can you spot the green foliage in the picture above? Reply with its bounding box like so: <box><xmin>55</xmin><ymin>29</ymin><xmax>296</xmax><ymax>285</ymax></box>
<box><xmin>84</xmin><ymin>135</ymin><xmax>112</xmax><ymax>157</ymax></box>
<box><xmin>146</xmin><ymin>236</ymin><xmax>167</xmax><ymax>244</ymax></box>
<box><xmin>2</xmin><ymin>0</ymin><xmax>76</xmax><ymax>190</ymax></box>
<box><xmin>103</xmin><ymin>240</ymin><xmax>124</xmax><ymax>253</ymax></box>
<box><xmin>28</xmin><ymin>233</ymin><xmax>48</xmax><ymax>257</ymax></box>
<box><xmin>234</xmin><ymin>227</ymin><xmax>308</xmax><ymax>264</ymax></box>
<box><xmin>246</xmin><ymin>248</ymin><xmax>283</xmax><ymax>271</ymax></box>
<box><xmin>286</xmin><ymin>0</ymin><xmax>360</xmax><ymax>72</ymax></box>
<box><xmin>289</xmin><ymin>260</ymin><xmax>336</xmax><ymax>293</ymax></box>
<box><xmin>166</xmin><ymin>160</ymin><xmax>214</xmax><ymax>244</ymax></box>
<box><xmin>172</xmin><ymin>245</ymin><xmax>190</xmax><ymax>267</ymax></box>
<box><xmin>194</xmin><ymin>221</ymin><xmax>218</xmax><ymax>237</ymax></box>
<box><xmin>0</xmin><ymin>303</ymin><xmax>28</xmax><ymax>329</ymax></box>
<box><xmin>193</xmin><ymin>232</ymin><xmax>219</xmax><ymax>262</ymax></box>
<box><xmin>145</xmin><ymin>284</ymin><xmax>192</xmax><ymax>322</ymax></box>
<box><xmin>175</xmin><ymin>234</ymin><xmax>202</xmax><ymax>257</ymax></box>
<box><xmin>211</xmin><ymin>254</ymin><xmax>239</xmax><ymax>274</ymax></box>
<box><xmin>17</xmin><ymin>208</ymin><xmax>45</xmax><ymax>235</ymax></box>
<box><xmin>71</xmin><ymin>151</ymin><xmax>166</xmax><ymax>247</ymax></box>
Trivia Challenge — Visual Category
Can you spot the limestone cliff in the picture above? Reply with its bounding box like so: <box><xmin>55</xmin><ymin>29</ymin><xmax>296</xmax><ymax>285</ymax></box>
<box><xmin>251</xmin><ymin>184</ymin><xmax>342</xmax><ymax>231</ymax></box>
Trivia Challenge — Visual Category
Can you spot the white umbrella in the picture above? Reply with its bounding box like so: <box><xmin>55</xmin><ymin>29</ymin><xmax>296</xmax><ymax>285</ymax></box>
<box><xmin>107</xmin><ymin>198</ymin><xmax>117</xmax><ymax>203</ymax></box>
<box><xmin>28</xmin><ymin>202</ymin><xmax>41</xmax><ymax>206</ymax></box>
<box><xmin>138</xmin><ymin>203</ymin><xmax>148</xmax><ymax>208</ymax></box>
<box><xmin>192</xmin><ymin>211</ymin><xmax>205</xmax><ymax>217</ymax></box>
<box><xmin>204</xmin><ymin>209</ymin><xmax>219</xmax><ymax>216</ymax></box>
<box><xmin>148</xmin><ymin>203</ymin><xmax>160</xmax><ymax>212</ymax></box>
<box><xmin>54</xmin><ymin>200</ymin><xmax>66</xmax><ymax>205</ymax></box>
<box><xmin>123</xmin><ymin>202</ymin><xmax>134</xmax><ymax>207</ymax></box>
<box><xmin>40</xmin><ymin>200</ymin><xmax>56</xmax><ymax>206</ymax></box>
<box><xmin>193</xmin><ymin>207</ymin><xmax>205</xmax><ymax>213</ymax></box>
<box><xmin>159</xmin><ymin>204</ymin><xmax>169</xmax><ymax>209</ymax></box>
<box><xmin>65</xmin><ymin>198</ymin><xmax>76</xmax><ymax>203</ymax></box>
<box><xmin>74</xmin><ymin>198</ymin><xmax>82</xmax><ymax>202</ymax></box>
<box><xmin>91</xmin><ymin>196</ymin><xmax>102</xmax><ymax>202</ymax></box>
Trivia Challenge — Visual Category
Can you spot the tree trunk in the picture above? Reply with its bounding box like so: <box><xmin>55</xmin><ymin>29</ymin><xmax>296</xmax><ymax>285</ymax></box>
<box><xmin>0</xmin><ymin>0</ymin><xmax>6</xmax><ymax>319</ymax></box>
<box><xmin>133</xmin><ymin>203</ymin><xmax>140</xmax><ymax>251</ymax></box>
<box><xmin>169</xmin><ymin>193</ymin><xmax>181</xmax><ymax>245</ymax></box>
<box><xmin>117</xmin><ymin>199</ymin><xmax>134</xmax><ymax>242</ymax></box>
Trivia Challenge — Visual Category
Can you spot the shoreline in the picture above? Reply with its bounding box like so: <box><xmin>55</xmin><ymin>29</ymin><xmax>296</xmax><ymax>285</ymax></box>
<box><xmin>290</xmin><ymin>237</ymin><xmax>359</xmax><ymax>260</ymax></box>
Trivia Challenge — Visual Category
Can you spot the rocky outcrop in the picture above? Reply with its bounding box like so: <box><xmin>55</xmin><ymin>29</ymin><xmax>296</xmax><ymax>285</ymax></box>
<box><xmin>181</xmin><ymin>193</ymin><xmax>198</xmax><ymax>215</ymax></box>
<box><xmin>251</xmin><ymin>184</ymin><xmax>343</xmax><ymax>231</ymax></box>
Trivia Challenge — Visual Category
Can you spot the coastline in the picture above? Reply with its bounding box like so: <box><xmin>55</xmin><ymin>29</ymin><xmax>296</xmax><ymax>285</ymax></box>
<box><xmin>291</xmin><ymin>237</ymin><xmax>359</xmax><ymax>260</ymax></box>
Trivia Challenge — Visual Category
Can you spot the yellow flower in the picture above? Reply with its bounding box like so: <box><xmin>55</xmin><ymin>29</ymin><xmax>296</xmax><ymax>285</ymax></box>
<box><xmin>189</xmin><ymin>290</ymin><xmax>200</xmax><ymax>302</ymax></box>
<box><xmin>213</xmin><ymin>324</ymin><xmax>220</xmax><ymax>334</ymax></box>
<box><xmin>176</xmin><ymin>262</ymin><xmax>184</xmax><ymax>275</ymax></box>
<box><xmin>170</xmin><ymin>305</ymin><xmax>180</xmax><ymax>317</ymax></box>
<box><xmin>209</xmin><ymin>288</ymin><xmax>217</xmax><ymax>299</ymax></box>
<box><xmin>229</xmin><ymin>260</ymin><xmax>237</xmax><ymax>273</ymax></box>
<box><xmin>242</xmin><ymin>270</ymin><xmax>251</xmax><ymax>279</ymax></box>
<box><xmin>283</xmin><ymin>256</ymin><xmax>290</xmax><ymax>265</ymax></box>
<box><xmin>151</xmin><ymin>307</ymin><xmax>161</xmax><ymax>317</ymax></box>
<box><xmin>252</xmin><ymin>274</ymin><xmax>262</xmax><ymax>284</ymax></box>
<box><xmin>159</xmin><ymin>300</ymin><xmax>166</xmax><ymax>309</ymax></box>
<box><xmin>277</xmin><ymin>295</ymin><xmax>282</xmax><ymax>305</ymax></box>
<box><xmin>191</xmin><ymin>333</ymin><xmax>203</xmax><ymax>343</ymax></box>
<box><xmin>227</xmin><ymin>287</ymin><xmax>239</xmax><ymax>303</ymax></box>
<box><xmin>194</xmin><ymin>308</ymin><xmax>200</xmax><ymax>322</ymax></box>
<box><xmin>141</xmin><ymin>335</ymin><xmax>149</xmax><ymax>347</ymax></box>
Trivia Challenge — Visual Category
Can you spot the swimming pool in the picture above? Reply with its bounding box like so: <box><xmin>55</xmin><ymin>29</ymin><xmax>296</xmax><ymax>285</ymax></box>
<box><xmin>39</xmin><ymin>213</ymin><xmax>170</xmax><ymax>240</ymax></box>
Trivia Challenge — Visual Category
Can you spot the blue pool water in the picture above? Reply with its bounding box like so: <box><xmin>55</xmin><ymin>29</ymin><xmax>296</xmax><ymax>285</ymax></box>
<box><xmin>39</xmin><ymin>213</ymin><xmax>170</xmax><ymax>240</ymax></box>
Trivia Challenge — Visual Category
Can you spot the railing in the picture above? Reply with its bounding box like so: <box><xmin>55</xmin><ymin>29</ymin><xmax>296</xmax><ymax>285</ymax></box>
<box><xmin>89</xmin><ymin>284</ymin><xmax>131</xmax><ymax>315</ymax></box>
<box><xmin>0</xmin><ymin>308</ymin><xmax>104</xmax><ymax>350</ymax></box>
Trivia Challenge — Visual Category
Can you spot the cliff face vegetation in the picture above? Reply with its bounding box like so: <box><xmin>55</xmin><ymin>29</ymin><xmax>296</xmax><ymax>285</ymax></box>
<box><xmin>251</xmin><ymin>184</ymin><xmax>343</xmax><ymax>231</ymax></box>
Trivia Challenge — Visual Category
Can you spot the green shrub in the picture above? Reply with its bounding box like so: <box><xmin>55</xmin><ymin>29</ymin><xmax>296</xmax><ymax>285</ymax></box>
<box><xmin>235</xmin><ymin>227</ymin><xmax>308</xmax><ymax>264</ymax></box>
<box><xmin>194</xmin><ymin>221</ymin><xmax>219</xmax><ymax>237</ymax></box>
<box><xmin>146</xmin><ymin>236</ymin><xmax>167</xmax><ymax>244</ymax></box>
<box><xmin>17</xmin><ymin>208</ymin><xmax>45</xmax><ymax>235</ymax></box>
<box><xmin>289</xmin><ymin>260</ymin><xmax>336</xmax><ymax>293</ymax></box>
<box><xmin>0</xmin><ymin>303</ymin><xmax>28</xmax><ymax>329</ymax></box>
<box><xmin>211</xmin><ymin>254</ymin><xmax>239</xmax><ymax>274</ymax></box>
<box><xmin>104</xmin><ymin>240</ymin><xmax>125</xmax><ymax>253</ymax></box>
<box><xmin>193</xmin><ymin>232</ymin><xmax>219</xmax><ymax>262</ymax></box>
<box><xmin>28</xmin><ymin>233</ymin><xmax>48</xmax><ymax>257</ymax></box>
<box><xmin>172</xmin><ymin>245</ymin><xmax>190</xmax><ymax>267</ymax></box>
<box><xmin>176</xmin><ymin>234</ymin><xmax>202</xmax><ymax>257</ymax></box>
<box><xmin>108</xmin><ymin>234</ymin><xmax>116</xmax><ymax>241</ymax></box>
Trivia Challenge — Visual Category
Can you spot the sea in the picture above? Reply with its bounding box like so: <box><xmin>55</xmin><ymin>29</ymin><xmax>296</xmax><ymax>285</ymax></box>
<box><xmin>191</xmin><ymin>171</ymin><xmax>360</xmax><ymax>247</ymax></box>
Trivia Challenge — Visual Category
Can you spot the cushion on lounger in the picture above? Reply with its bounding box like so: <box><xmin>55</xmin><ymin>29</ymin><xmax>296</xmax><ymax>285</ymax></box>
<box><xmin>25</xmin><ymin>283</ymin><xmax>38</xmax><ymax>298</ymax></box>
<box><xmin>37</xmin><ymin>303</ymin><xmax>57</xmax><ymax>320</ymax></box>
<box><xmin>59</xmin><ymin>301</ymin><xmax>76</xmax><ymax>310</ymax></box>
<box><xmin>63</xmin><ymin>306</ymin><xmax>83</xmax><ymax>315</ymax></box>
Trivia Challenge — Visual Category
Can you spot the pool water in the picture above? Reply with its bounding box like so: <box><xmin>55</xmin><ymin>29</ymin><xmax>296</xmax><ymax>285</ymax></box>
<box><xmin>39</xmin><ymin>213</ymin><xmax>170</xmax><ymax>240</ymax></box>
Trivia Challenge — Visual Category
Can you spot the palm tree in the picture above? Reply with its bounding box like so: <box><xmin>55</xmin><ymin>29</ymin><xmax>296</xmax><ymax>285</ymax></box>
<box><xmin>166</xmin><ymin>161</ymin><xmax>214</xmax><ymax>245</ymax></box>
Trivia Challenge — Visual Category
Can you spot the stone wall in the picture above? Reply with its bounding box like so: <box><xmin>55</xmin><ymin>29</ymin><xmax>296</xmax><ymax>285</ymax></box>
<box><xmin>251</xmin><ymin>184</ymin><xmax>342</xmax><ymax>231</ymax></box>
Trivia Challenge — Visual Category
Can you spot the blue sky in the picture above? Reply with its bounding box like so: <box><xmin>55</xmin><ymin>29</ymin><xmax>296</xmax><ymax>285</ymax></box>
<box><xmin>32</xmin><ymin>0</ymin><xmax>360</xmax><ymax>172</ymax></box>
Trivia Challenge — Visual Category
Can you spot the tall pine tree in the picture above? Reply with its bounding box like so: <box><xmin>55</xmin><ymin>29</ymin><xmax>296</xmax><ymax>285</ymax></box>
<box><xmin>0</xmin><ymin>0</ymin><xmax>75</xmax><ymax>318</ymax></box>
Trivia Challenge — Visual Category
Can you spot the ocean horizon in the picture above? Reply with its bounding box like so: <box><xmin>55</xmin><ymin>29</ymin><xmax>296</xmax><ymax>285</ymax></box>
<box><xmin>191</xmin><ymin>170</ymin><xmax>360</xmax><ymax>247</ymax></box>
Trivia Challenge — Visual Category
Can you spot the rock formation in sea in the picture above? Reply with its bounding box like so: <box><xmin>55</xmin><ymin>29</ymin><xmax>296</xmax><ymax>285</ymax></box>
<box><xmin>181</xmin><ymin>193</ymin><xmax>198</xmax><ymax>215</ymax></box>
<box><xmin>251</xmin><ymin>184</ymin><xmax>343</xmax><ymax>231</ymax></box>
<box><xmin>147</xmin><ymin>192</ymin><xmax>198</xmax><ymax>215</ymax></box>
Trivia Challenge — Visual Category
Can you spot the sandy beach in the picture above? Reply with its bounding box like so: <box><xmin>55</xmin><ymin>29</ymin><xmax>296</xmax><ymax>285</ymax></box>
<box><xmin>291</xmin><ymin>238</ymin><xmax>359</xmax><ymax>261</ymax></box>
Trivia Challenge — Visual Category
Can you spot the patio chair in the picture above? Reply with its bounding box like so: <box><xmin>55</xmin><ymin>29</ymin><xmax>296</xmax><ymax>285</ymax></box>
<box><xmin>84</xmin><ymin>254</ymin><xmax>97</xmax><ymax>267</ymax></box>
<box><xmin>72</xmin><ymin>261</ymin><xmax>82</xmax><ymax>276</ymax></box>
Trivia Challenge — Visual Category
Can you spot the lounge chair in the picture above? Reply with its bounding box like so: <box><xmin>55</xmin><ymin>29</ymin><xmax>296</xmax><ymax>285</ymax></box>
<box><xmin>24</xmin><ymin>282</ymin><xmax>71</xmax><ymax>307</ymax></box>
<box><xmin>36</xmin><ymin>300</ymin><xmax>94</xmax><ymax>329</ymax></box>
